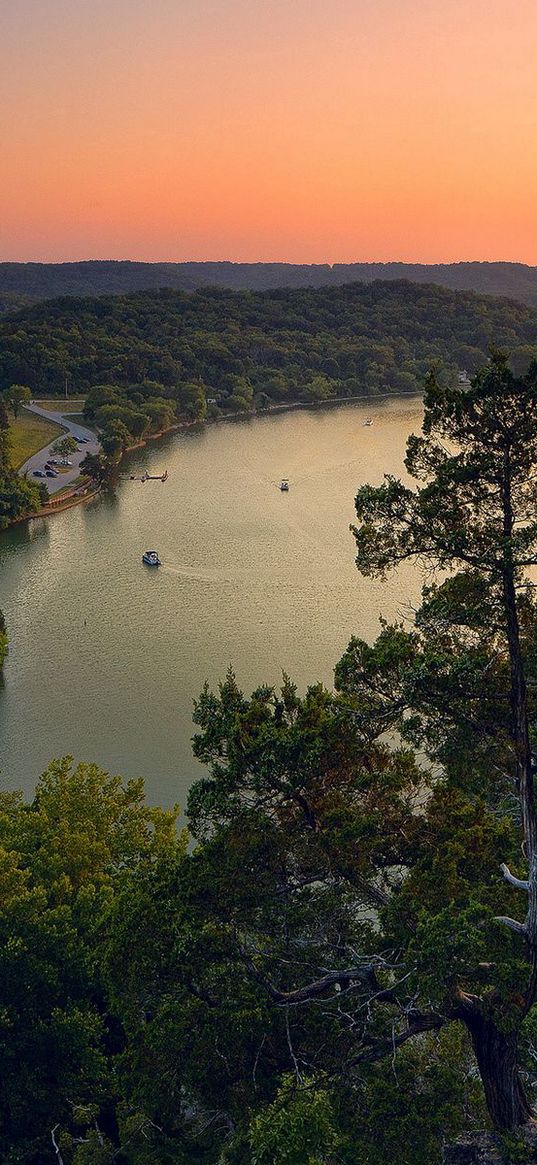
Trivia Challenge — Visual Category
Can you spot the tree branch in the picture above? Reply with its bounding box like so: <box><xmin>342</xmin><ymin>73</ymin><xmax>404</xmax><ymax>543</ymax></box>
<box><xmin>51</xmin><ymin>1126</ymin><xmax>65</xmax><ymax>1165</ymax></box>
<box><xmin>349</xmin><ymin>1010</ymin><xmax>446</xmax><ymax>1067</ymax></box>
<box><xmin>494</xmin><ymin>915</ymin><xmax>528</xmax><ymax>938</ymax></box>
<box><xmin>500</xmin><ymin>862</ymin><xmax>530</xmax><ymax>892</ymax></box>
<box><xmin>238</xmin><ymin>944</ymin><xmax>393</xmax><ymax>1006</ymax></box>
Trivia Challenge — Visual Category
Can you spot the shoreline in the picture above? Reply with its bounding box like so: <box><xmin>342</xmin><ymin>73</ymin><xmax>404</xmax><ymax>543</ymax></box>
<box><xmin>20</xmin><ymin>389</ymin><xmax>422</xmax><ymax>524</ymax></box>
<box><xmin>123</xmin><ymin>388</ymin><xmax>423</xmax><ymax>450</ymax></box>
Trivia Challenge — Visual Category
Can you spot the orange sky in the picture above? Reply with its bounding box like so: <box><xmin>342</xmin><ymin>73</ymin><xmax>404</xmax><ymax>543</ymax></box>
<box><xmin>1</xmin><ymin>0</ymin><xmax>537</xmax><ymax>264</ymax></box>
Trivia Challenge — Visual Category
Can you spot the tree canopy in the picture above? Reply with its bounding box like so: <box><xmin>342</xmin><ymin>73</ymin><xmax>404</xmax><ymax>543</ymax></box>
<box><xmin>1</xmin><ymin>282</ymin><xmax>537</xmax><ymax>412</ymax></box>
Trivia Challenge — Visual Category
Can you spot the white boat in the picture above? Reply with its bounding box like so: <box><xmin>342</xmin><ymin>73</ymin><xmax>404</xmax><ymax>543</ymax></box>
<box><xmin>142</xmin><ymin>550</ymin><xmax>161</xmax><ymax>566</ymax></box>
<box><xmin>363</xmin><ymin>418</ymin><xmax>373</xmax><ymax>427</ymax></box>
<box><xmin>280</xmin><ymin>479</ymin><xmax>290</xmax><ymax>491</ymax></box>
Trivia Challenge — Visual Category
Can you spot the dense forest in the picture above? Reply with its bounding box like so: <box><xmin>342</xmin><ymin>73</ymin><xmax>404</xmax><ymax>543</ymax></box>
<box><xmin>2</xmin><ymin>260</ymin><xmax>537</xmax><ymax>305</ymax></box>
<box><xmin>1</xmin><ymin>282</ymin><xmax>537</xmax><ymax>416</ymax></box>
<box><xmin>0</xmin><ymin>293</ymin><xmax>33</xmax><ymax>317</ymax></box>
<box><xmin>5</xmin><ymin>358</ymin><xmax>537</xmax><ymax>1162</ymax></box>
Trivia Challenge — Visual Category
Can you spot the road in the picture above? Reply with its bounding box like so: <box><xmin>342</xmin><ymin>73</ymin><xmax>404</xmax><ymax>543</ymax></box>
<box><xmin>19</xmin><ymin>404</ymin><xmax>100</xmax><ymax>495</ymax></box>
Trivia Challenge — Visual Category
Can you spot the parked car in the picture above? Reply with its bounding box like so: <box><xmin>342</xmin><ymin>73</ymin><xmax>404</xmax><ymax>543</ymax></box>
<box><xmin>45</xmin><ymin>470</ymin><xmax>58</xmax><ymax>478</ymax></box>
<box><xmin>33</xmin><ymin>469</ymin><xmax>46</xmax><ymax>477</ymax></box>
<box><xmin>48</xmin><ymin>458</ymin><xmax>59</xmax><ymax>465</ymax></box>
<box><xmin>77</xmin><ymin>437</ymin><xmax>89</xmax><ymax>443</ymax></box>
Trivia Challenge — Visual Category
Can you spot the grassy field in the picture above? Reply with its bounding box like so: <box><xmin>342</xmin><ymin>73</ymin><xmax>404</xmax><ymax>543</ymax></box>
<box><xmin>38</xmin><ymin>399</ymin><xmax>86</xmax><ymax>413</ymax></box>
<box><xmin>9</xmin><ymin>412</ymin><xmax>64</xmax><ymax>468</ymax></box>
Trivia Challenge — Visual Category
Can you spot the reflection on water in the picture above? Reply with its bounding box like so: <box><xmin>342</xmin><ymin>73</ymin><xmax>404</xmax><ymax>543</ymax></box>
<box><xmin>0</xmin><ymin>398</ymin><xmax>424</xmax><ymax>804</ymax></box>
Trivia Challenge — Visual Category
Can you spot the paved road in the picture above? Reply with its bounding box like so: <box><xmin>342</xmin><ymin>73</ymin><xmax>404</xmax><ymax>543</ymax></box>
<box><xmin>19</xmin><ymin>404</ymin><xmax>100</xmax><ymax>495</ymax></box>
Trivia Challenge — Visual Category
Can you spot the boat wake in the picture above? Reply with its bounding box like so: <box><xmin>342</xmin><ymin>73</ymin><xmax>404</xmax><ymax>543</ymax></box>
<box><xmin>160</xmin><ymin>563</ymin><xmax>232</xmax><ymax>584</ymax></box>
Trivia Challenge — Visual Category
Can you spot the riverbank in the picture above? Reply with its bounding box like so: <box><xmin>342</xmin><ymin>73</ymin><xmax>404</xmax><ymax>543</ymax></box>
<box><xmin>123</xmin><ymin>388</ymin><xmax>423</xmax><ymax>451</ymax></box>
<box><xmin>12</xmin><ymin>482</ymin><xmax>100</xmax><ymax>523</ymax></box>
<box><xmin>18</xmin><ymin>389</ymin><xmax>422</xmax><ymax>524</ymax></box>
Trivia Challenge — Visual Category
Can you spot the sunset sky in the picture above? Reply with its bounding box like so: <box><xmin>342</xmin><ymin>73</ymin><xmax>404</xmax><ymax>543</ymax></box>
<box><xmin>1</xmin><ymin>0</ymin><xmax>537</xmax><ymax>264</ymax></box>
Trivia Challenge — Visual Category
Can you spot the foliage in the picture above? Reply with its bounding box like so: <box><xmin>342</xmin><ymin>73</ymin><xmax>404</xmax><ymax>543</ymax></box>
<box><xmin>52</xmin><ymin>434</ymin><xmax>78</xmax><ymax>462</ymax></box>
<box><xmin>1</xmin><ymin>283</ymin><xmax>536</xmax><ymax>418</ymax></box>
<box><xmin>248</xmin><ymin>1076</ymin><xmax>340</xmax><ymax>1165</ymax></box>
<box><xmin>79</xmin><ymin>450</ymin><xmax>117</xmax><ymax>488</ymax></box>
<box><xmin>0</xmin><ymin>758</ymin><xmax>181</xmax><ymax>1164</ymax></box>
<box><xmin>3</xmin><ymin>384</ymin><xmax>32</xmax><ymax>418</ymax></box>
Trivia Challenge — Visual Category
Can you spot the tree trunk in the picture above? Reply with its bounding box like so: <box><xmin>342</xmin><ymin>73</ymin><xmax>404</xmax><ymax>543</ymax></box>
<box><xmin>465</xmin><ymin>1010</ymin><xmax>533</xmax><ymax>1130</ymax></box>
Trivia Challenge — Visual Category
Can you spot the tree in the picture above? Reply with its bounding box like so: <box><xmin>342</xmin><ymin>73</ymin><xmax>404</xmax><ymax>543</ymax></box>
<box><xmin>99</xmin><ymin>420</ymin><xmax>131</xmax><ymax>460</ymax></box>
<box><xmin>4</xmin><ymin>384</ymin><xmax>31</xmax><ymax>419</ymax></box>
<box><xmin>0</xmin><ymin>471</ymin><xmax>44</xmax><ymax>526</ymax></box>
<box><xmin>79</xmin><ymin>451</ymin><xmax>116</xmax><ymax>488</ymax></box>
<box><xmin>348</xmin><ymin>353</ymin><xmax>537</xmax><ymax>1129</ymax></box>
<box><xmin>141</xmin><ymin>398</ymin><xmax>175</xmax><ymax>432</ymax></box>
<box><xmin>106</xmin><ymin>668</ymin><xmax>490</xmax><ymax>1161</ymax></box>
<box><xmin>0</xmin><ymin>758</ymin><xmax>181</xmax><ymax>1163</ymax></box>
<box><xmin>174</xmin><ymin>381</ymin><xmax>207</xmax><ymax>421</ymax></box>
<box><xmin>52</xmin><ymin>435</ymin><xmax>78</xmax><ymax>464</ymax></box>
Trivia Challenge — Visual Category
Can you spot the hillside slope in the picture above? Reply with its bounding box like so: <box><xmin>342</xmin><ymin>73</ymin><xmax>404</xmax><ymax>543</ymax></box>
<box><xmin>1</xmin><ymin>281</ymin><xmax>536</xmax><ymax>406</ymax></box>
<box><xmin>2</xmin><ymin>260</ymin><xmax>537</xmax><ymax>305</ymax></box>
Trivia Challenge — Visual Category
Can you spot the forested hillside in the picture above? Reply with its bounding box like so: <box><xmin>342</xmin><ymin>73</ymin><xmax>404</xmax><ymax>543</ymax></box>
<box><xmin>3</xmin><ymin>259</ymin><xmax>537</xmax><ymax>305</ymax></box>
<box><xmin>1</xmin><ymin>281</ymin><xmax>537</xmax><ymax>410</ymax></box>
<box><xmin>0</xmin><ymin>292</ymin><xmax>33</xmax><ymax>317</ymax></box>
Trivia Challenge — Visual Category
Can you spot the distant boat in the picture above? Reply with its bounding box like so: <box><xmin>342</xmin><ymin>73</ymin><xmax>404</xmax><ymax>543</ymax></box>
<box><xmin>142</xmin><ymin>550</ymin><xmax>161</xmax><ymax>566</ymax></box>
<box><xmin>280</xmin><ymin>479</ymin><xmax>290</xmax><ymax>491</ymax></box>
<box><xmin>363</xmin><ymin>418</ymin><xmax>373</xmax><ymax>427</ymax></box>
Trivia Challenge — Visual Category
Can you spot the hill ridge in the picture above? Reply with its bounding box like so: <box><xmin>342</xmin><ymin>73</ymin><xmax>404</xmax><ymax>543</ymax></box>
<box><xmin>2</xmin><ymin>260</ymin><xmax>537</xmax><ymax>307</ymax></box>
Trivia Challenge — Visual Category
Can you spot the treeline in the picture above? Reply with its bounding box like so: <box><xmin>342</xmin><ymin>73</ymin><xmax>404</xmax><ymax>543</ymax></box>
<box><xmin>2</xmin><ymin>259</ymin><xmax>537</xmax><ymax>305</ymax></box>
<box><xmin>1</xmin><ymin>282</ymin><xmax>537</xmax><ymax>417</ymax></box>
<box><xmin>82</xmin><ymin>380</ymin><xmax>206</xmax><ymax>465</ymax></box>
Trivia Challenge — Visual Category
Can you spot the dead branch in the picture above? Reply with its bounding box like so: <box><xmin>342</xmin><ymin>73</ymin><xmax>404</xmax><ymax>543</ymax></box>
<box><xmin>501</xmin><ymin>862</ymin><xmax>530</xmax><ymax>891</ymax></box>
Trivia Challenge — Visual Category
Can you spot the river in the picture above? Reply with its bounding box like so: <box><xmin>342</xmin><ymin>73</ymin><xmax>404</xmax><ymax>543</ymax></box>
<box><xmin>0</xmin><ymin>397</ymin><xmax>424</xmax><ymax>806</ymax></box>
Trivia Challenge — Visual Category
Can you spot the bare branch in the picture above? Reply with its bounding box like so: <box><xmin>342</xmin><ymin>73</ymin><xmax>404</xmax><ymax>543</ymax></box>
<box><xmin>500</xmin><ymin>862</ymin><xmax>530</xmax><ymax>892</ymax></box>
<box><xmin>494</xmin><ymin>915</ymin><xmax>528</xmax><ymax>938</ymax></box>
<box><xmin>285</xmin><ymin>1007</ymin><xmax>305</xmax><ymax>1082</ymax></box>
<box><xmin>51</xmin><ymin>1126</ymin><xmax>65</xmax><ymax>1165</ymax></box>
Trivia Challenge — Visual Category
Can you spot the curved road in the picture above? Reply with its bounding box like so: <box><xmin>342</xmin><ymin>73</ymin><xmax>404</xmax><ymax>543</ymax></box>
<box><xmin>19</xmin><ymin>404</ymin><xmax>100</xmax><ymax>495</ymax></box>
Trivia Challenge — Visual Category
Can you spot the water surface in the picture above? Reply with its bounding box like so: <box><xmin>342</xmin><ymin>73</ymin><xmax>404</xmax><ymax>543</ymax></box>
<box><xmin>0</xmin><ymin>398</ymin><xmax>424</xmax><ymax>804</ymax></box>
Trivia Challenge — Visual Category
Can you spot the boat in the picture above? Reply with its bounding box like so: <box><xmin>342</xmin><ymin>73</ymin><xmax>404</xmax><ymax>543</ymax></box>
<box><xmin>142</xmin><ymin>550</ymin><xmax>161</xmax><ymax>567</ymax></box>
<box><xmin>145</xmin><ymin>470</ymin><xmax>168</xmax><ymax>481</ymax></box>
<box><xmin>363</xmin><ymin>418</ymin><xmax>373</xmax><ymax>427</ymax></box>
<box><xmin>280</xmin><ymin>479</ymin><xmax>290</xmax><ymax>492</ymax></box>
